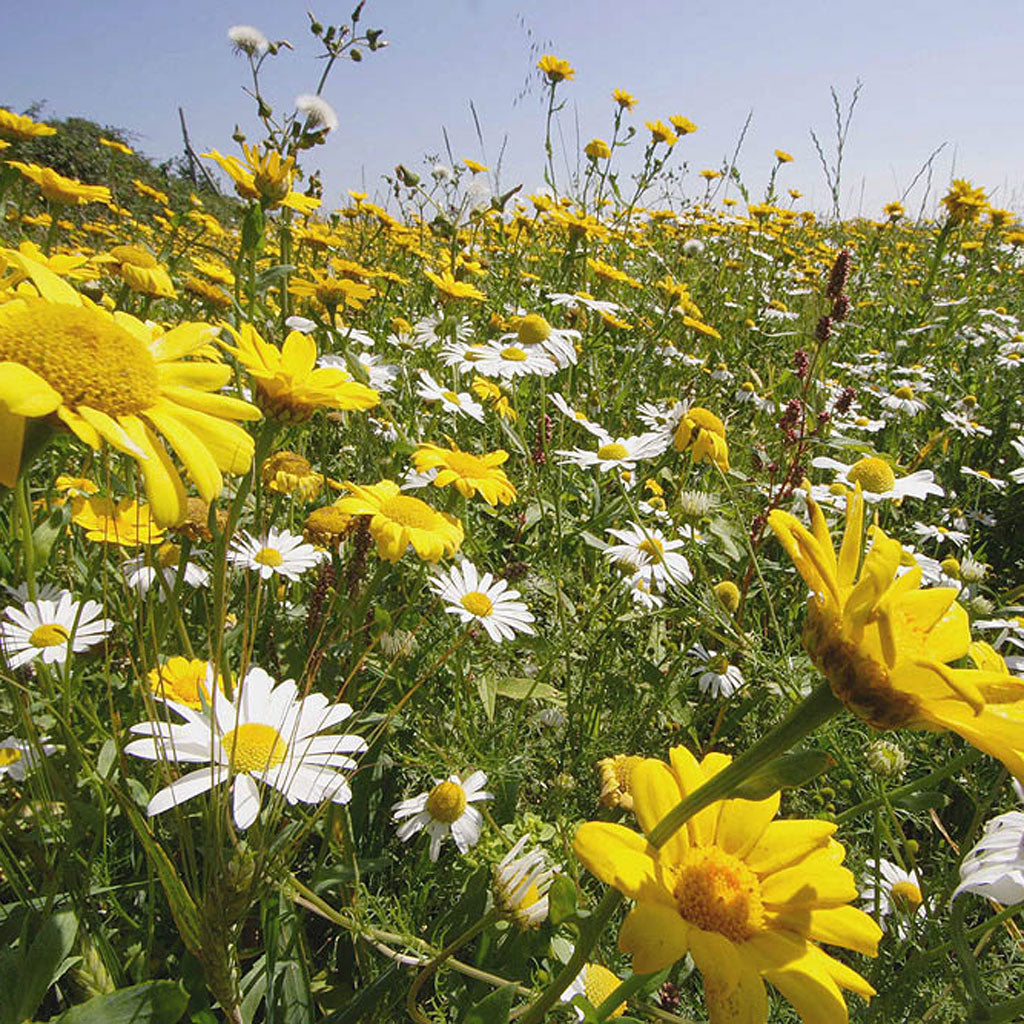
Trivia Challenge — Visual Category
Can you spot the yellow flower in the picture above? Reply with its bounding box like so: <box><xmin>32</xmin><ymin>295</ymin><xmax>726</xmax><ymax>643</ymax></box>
<box><xmin>333</xmin><ymin>480</ymin><xmax>463</xmax><ymax>563</ymax></box>
<box><xmin>103</xmin><ymin>245</ymin><xmax>176</xmax><ymax>299</ymax></box>
<box><xmin>597</xmin><ymin>754</ymin><xmax>644</xmax><ymax>812</ymax></box>
<box><xmin>585</xmin><ymin>138</ymin><xmax>611</xmax><ymax>160</ymax></box>
<box><xmin>774</xmin><ymin>149</ymin><xmax>794</xmax><ymax>163</ymax></box>
<box><xmin>574</xmin><ymin>745</ymin><xmax>880</xmax><ymax>1023</ymax></box>
<box><xmin>0</xmin><ymin>249</ymin><xmax>259</xmax><ymax>525</ymax></box>
<box><xmin>768</xmin><ymin>487</ymin><xmax>1024</xmax><ymax>777</ymax></box>
<box><xmin>673</xmin><ymin>407</ymin><xmax>729</xmax><ymax>471</ymax></box>
<box><xmin>537</xmin><ymin>55</ymin><xmax>575</xmax><ymax>82</ymax></box>
<box><xmin>612</xmin><ymin>89</ymin><xmax>638</xmax><ymax>111</ymax></box>
<box><xmin>412</xmin><ymin>442</ymin><xmax>516</xmax><ymax>505</ymax></box>
<box><xmin>423</xmin><ymin>268</ymin><xmax>485</xmax><ymax>302</ymax></box>
<box><xmin>220</xmin><ymin>323</ymin><xmax>379</xmax><ymax>422</ymax></box>
<box><xmin>941</xmin><ymin>179</ymin><xmax>988</xmax><ymax>224</ymax></box>
<box><xmin>463</xmin><ymin>158</ymin><xmax>489</xmax><ymax>173</ymax></box>
<box><xmin>184</xmin><ymin>275</ymin><xmax>232</xmax><ymax>309</ymax></box>
<box><xmin>261</xmin><ymin>450</ymin><xmax>325</xmax><ymax>502</ymax></box>
<box><xmin>148</xmin><ymin>656</ymin><xmax>222</xmax><ymax>710</ymax></box>
<box><xmin>669</xmin><ymin>115</ymin><xmax>698</xmax><ymax>135</ymax></box>
<box><xmin>99</xmin><ymin>137</ymin><xmax>134</xmax><ymax>156</ymax></box>
<box><xmin>303</xmin><ymin>503</ymin><xmax>353</xmax><ymax>548</ymax></box>
<box><xmin>202</xmin><ymin>145</ymin><xmax>320</xmax><ymax>213</ymax></box>
<box><xmin>289</xmin><ymin>272</ymin><xmax>376</xmax><ymax>313</ymax></box>
<box><xmin>7</xmin><ymin>161</ymin><xmax>111</xmax><ymax>206</ymax></box>
<box><xmin>700</xmin><ymin>169</ymin><xmax>723</xmax><ymax>181</ymax></box>
<box><xmin>646</xmin><ymin>120</ymin><xmax>678</xmax><ymax>146</ymax></box>
<box><xmin>72</xmin><ymin>496</ymin><xmax>165</xmax><ymax>546</ymax></box>
<box><xmin>0</xmin><ymin>108</ymin><xmax>56</xmax><ymax>141</ymax></box>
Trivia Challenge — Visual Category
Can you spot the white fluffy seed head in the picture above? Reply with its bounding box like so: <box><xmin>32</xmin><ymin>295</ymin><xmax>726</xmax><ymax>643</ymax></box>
<box><xmin>295</xmin><ymin>94</ymin><xmax>339</xmax><ymax>132</ymax></box>
<box><xmin>228</xmin><ymin>25</ymin><xmax>270</xmax><ymax>56</ymax></box>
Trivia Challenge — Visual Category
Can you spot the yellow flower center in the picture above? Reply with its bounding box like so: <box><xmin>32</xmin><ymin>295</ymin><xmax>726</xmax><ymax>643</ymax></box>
<box><xmin>442</xmin><ymin>390</ymin><xmax>462</xmax><ymax>405</ymax></box>
<box><xmin>0</xmin><ymin>302</ymin><xmax>160</xmax><ymax>414</ymax></box>
<box><xmin>222</xmin><ymin>722</ymin><xmax>288</xmax><ymax>773</ymax></box>
<box><xmin>714</xmin><ymin>580</ymin><xmax>741</xmax><ymax>613</ymax></box>
<box><xmin>0</xmin><ymin>748</ymin><xmax>23</xmax><ymax>768</ymax></box>
<box><xmin>500</xmin><ymin>345</ymin><xmax>529</xmax><ymax>362</ymax></box>
<box><xmin>461</xmin><ymin>591</ymin><xmax>494</xmax><ymax>617</ymax></box>
<box><xmin>597</xmin><ymin>443</ymin><xmax>630</xmax><ymax>461</ymax></box>
<box><xmin>425</xmin><ymin>780</ymin><xmax>468</xmax><ymax>823</ymax></box>
<box><xmin>673</xmin><ymin>846</ymin><xmax>764</xmax><ymax>942</ymax></box>
<box><xmin>150</xmin><ymin>659</ymin><xmax>213</xmax><ymax>707</ymax></box>
<box><xmin>940</xmin><ymin>557</ymin><xmax>961</xmax><ymax>578</ymax></box>
<box><xmin>846</xmin><ymin>457</ymin><xmax>897</xmax><ymax>494</ymax></box>
<box><xmin>890</xmin><ymin>880</ymin><xmax>923</xmax><ymax>912</ymax></box>
<box><xmin>519</xmin><ymin>882</ymin><xmax>541</xmax><ymax>910</ymax></box>
<box><xmin>583</xmin><ymin>964</ymin><xmax>627</xmax><ymax>1018</ymax></box>
<box><xmin>254</xmin><ymin>547</ymin><xmax>284</xmax><ymax>567</ymax></box>
<box><xmin>29</xmin><ymin>623</ymin><xmax>70</xmax><ymax>648</ymax></box>
<box><xmin>637</xmin><ymin>537</ymin><xmax>665</xmax><ymax>561</ymax></box>
<box><xmin>381</xmin><ymin>494</ymin><xmax>441</xmax><ymax>530</ymax></box>
<box><xmin>517</xmin><ymin>314</ymin><xmax>552</xmax><ymax>345</ymax></box>
<box><xmin>894</xmin><ymin>386</ymin><xmax>915</xmax><ymax>400</ymax></box>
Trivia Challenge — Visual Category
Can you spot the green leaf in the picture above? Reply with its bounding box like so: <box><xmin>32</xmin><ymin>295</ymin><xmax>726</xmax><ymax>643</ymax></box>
<box><xmin>319</xmin><ymin>965</ymin><xmax>404</xmax><ymax>1023</ymax></box>
<box><xmin>547</xmin><ymin>874</ymin><xmax>578</xmax><ymax>926</ymax></box>
<box><xmin>493</xmin><ymin>677</ymin><xmax>564</xmax><ymax>704</ymax></box>
<box><xmin>893</xmin><ymin>790</ymin><xmax>949</xmax><ymax>813</ymax></box>
<box><xmin>463</xmin><ymin>984</ymin><xmax>516</xmax><ymax>1024</ymax></box>
<box><xmin>17</xmin><ymin>909</ymin><xmax>78</xmax><ymax>1023</ymax></box>
<box><xmin>31</xmin><ymin>507</ymin><xmax>67</xmax><ymax>568</ymax></box>
<box><xmin>732</xmin><ymin>751</ymin><xmax>832</xmax><ymax>801</ymax></box>
<box><xmin>476</xmin><ymin>671</ymin><xmax>497</xmax><ymax>721</ymax></box>
<box><xmin>51</xmin><ymin>980</ymin><xmax>187</xmax><ymax>1024</ymax></box>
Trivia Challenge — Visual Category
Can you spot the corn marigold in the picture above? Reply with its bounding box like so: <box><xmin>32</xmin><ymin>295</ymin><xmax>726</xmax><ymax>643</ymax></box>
<box><xmin>412</xmin><ymin>442</ymin><xmax>516</xmax><ymax>505</ymax></box>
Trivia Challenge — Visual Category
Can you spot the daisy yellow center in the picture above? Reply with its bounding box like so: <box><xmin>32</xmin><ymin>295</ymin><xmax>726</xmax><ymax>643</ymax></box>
<box><xmin>847</xmin><ymin>457</ymin><xmax>896</xmax><ymax>494</ymax></box>
<box><xmin>425</xmin><ymin>780</ymin><xmax>468</xmax><ymax>823</ymax></box>
<box><xmin>583</xmin><ymin>964</ymin><xmax>626</xmax><ymax>1018</ymax></box>
<box><xmin>517</xmin><ymin>314</ymin><xmax>552</xmax><ymax>345</ymax></box>
<box><xmin>0</xmin><ymin>302</ymin><xmax>160</xmax><ymax>414</ymax></box>
<box><xmin>890</xmin><ymin>880</ymin><xmax>923</xmax><ymax>912</ymax></box>
<box><xmin>222</xmin><ymin>722</ymin><xmax>287</xmax><ymax>772</ymax></box>
<box><xmin>381</xmin><ymin>494</ymin><xmax>440</xmax><ymax>530</ymax></box>
<box><xmin>741</xmin><ymin>381</ymin><xmax>756</xmax><ymax>392</ymax></box>
<box><xmin>461</xmin><ymin>591</ymin><xmax>494</xmax><ymax>617</ymax></box>
<box><xmin>673</xmin><ymin>846</ymin><xmax>764</xmax><ymax>942</ymax></box>
<box><xmin>442</xmin><ymin>390</ymin><xmax>462</xmax><ymax>405</ymax></box>
<box><xmin>0</xmin><ymin>748</ymin><xmax>23</xmax><ymax>768</ymax></box>
<box><xmin>637</xmin><ymin>537</ymin><xmax>664</xmax><ymax>562</ymax></box>
<box><xmin>29</xmin><ymin>623</ymin><xmax>70</xmax><ymax>648</ymax></box>
<box><xmin>894</xmin><ymin>386</ymin><xmax>915</xmax><ymax>400</ymax></box>
<box><xmin>519</xmin><ymin>882</ymin><xmax>541</xmax><ymax>910</ymax></box>
<box><xmin>500</xmin><ymin>345</ymin><xmax>529</xmax><ymax>362</ymax></box>
<box><xmin>598</xmin><ymin>443</ymin><xmax>630</xmax><ymax>461</ymax></box>
<box><xmin>254</xmin><ymin>547</ymin><xmax>284</xmax><ymax>567</ymax></box>
<box><xmin>151</xmin><ymin>661</ymin><xmax>211</xmax><ymax>706</ymax></box>
<box><xmin>709</xmin><ymin>655</ymin><xmax>730</xmax><ymax>674</ymax></box>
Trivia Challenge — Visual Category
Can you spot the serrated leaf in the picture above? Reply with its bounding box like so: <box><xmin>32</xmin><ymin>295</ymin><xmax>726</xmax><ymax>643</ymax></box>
<box><xmin>732</xmin><ymin>751</ymin><xmax>831</xmax><ymax>801</ymax></box>
<box><xmin>52</xmin><ymin>980</ymin><xmax>187</xmax><ymax>1024</ymax></box>
<box><xmin>463</xmin><ymin>984</ymin><xmax>516</xmax><ymax>1024</ymax></box>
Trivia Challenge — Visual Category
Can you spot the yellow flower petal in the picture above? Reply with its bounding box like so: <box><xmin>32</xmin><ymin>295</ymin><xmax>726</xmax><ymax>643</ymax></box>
<box><xmin>618</xmin><ymin>900</ymin><xmax>692</xmax><ymax>974</ymax></box>
<box><xmin>573</xmin><ymin>822</ymin><xmax>658</xmax><ymax>899</ymax></box>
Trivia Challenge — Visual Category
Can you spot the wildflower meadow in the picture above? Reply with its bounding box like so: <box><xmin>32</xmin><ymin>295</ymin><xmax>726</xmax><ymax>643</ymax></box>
<box><xmin>2</xmin><ymin>8</ymin><xmax>1024</xmax><ymax>1023</ymax></box>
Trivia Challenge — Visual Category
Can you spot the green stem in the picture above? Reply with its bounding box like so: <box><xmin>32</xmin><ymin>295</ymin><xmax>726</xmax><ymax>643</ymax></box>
<box><xmin>15</xmin><ymin>474</ymin><xmax>37</xmax><ymax>600</ymax></box>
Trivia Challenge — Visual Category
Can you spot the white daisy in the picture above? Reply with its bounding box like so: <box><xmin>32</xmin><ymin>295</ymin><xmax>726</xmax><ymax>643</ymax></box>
<box><xmin>912</xmin><ymin>522</ymin><xmax>970</xmax><ymax>548</ymax></box>
<box><xmin>961</xmin><ymin>466</ymin><xmax>1008</xmax><ymax>491</ymax></box>
<box><xmin>285</xmin><ymin>315</ymin><xmax>317</xmax><ymax>334</ymax></box>
<box><xmin>498</xmin><ymin>316</ymin><xmax>580</xmax><ymax>368</ymax></box>
<box><xmin>548</xmin><ymin>392</ymin><xmax>606</xmax><ymax>437</ymax></box>
<box><xmin>415</xmin><ymin>370</ymin><xmax>485</xmax><ymax>421</ymax></box>
<box><xmin>228</xmin><ymin>528</ymin><xmax>324</xmax><ymax>581</ymax></box>
<box><xmin>811</xmin><ymin>456</ymin><xmax>943</xmax><ymax>503</ymax></box>
<box><xmin>832</xmin><ymin>414</ymin><xmax>886</xmax><ymax>434</ymax></box>
<box><xmin>689</xmin><ymin>643</ymin><xmax>745</xmax><ymax>698</ymax></box>
<box><xmin>493</xmin><ymin>836</ymin><xmax>555</xmax><ymax>928</ymax></box>
<box><xmin>125</xmin><ymin>665</ymin><xmax>366</xmax><ymax>830</ymax></box>
<box><xmin>391</xmin><ymin>770</ymin><xmax>492</xmax><ymax>861</ymax></box>
<box><xmin>880</xmin><ymin>386</ymin><xmax>927</xmax><ymax>416</ymax></box>
<box><xmin>0</xmin><ymin>735</ymin><xmax>56</xmax><ymax>782</ymax></box>
<box><xmin>604</xmin><ymin>523</ymin><xmax>692</xmax><ymax>590</ymax></box>
<box><xmin>413</xmin><ymin>314</ymin><xmax>473</xmax><ymax>349</ymax></box>
<box><xmin>121</xmin><ymin>547</ymin><xmax>209</xmax><ymax>598</ymax></box>
<box><xmin>320</xmin><ymin>352</ymin><xmax>398</xmax><ymax>393</ymax></box>
<box><xmin>556</xmin><ymin>431</ymin><xmax>669</xmax><ymax>474</ymax></box>
<box><xmin>955</xmin><ymin>795</ymin><xmax>1024</xmax><ymax>905</ymax></box>
<box><xmin>862</xmin><ymin>858</ymin><xmax>925</xmax><ymax>939</ymax></box>
<box><xmin>429</xmin><ymin>561</ymin><xmax>535</xmax><ymax>642</ymax></box>
<box><xmin>1</xmin><ymin>591</ymin><xmax>113</xmax><ymax>670</ymax></box>
<box><xmin>547</xmin><ymin>291</ymin><xmax>621</xmax><ymax>315</ymax></box>
<box><xmin>458</xmin><ymin>340</ymin><xmax>558</xmax><ymax>380</ymax></box>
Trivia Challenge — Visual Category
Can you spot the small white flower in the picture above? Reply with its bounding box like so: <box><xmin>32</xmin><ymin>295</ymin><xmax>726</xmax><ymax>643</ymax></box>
<box><xmin>912</xmin><ymin>522</ymin><xmax>970</xmax><ymax>548</ymax></box>
<box><xmin>862</xmin><ymin>858</ymin><xmax>925</xmax><ymax>939</ymax></box>
<box><xmin>604</xmin><ymin>523</ymin><xmax>692</xmax><ymax>590</ymax></box>
<box><xmin>956</xmin><ymin>796</ymin><xmax>1024</xmax><ymax>905</ymax></box>
<box><xmin>295</xmin><ymin>94</ymin><xmax>339</xmax><ymax>132</ymax></box>
<box><xmin>228</xmin><ymin>528</ymin><xmax>325</xmax><ymax>580</ymax></box>
<box><xmin>228</xmin><ymin>24</ymin><xmax>269</xmax><ymax>56</ymax></box>
<box><xmin>285</xmin><ymin>315</ymin><xmax>318</xmax><ymax>334</ymax></box>
<box><xmin>415</xmin><ymin>370</ymin><xmax>485</xmax><ymax>421</ymax></box>
<box><xmin>689</xmin><ymin>643</ymin><xmax>745</xmax><ymax>698</ymax></box>
<box><xmin>429</xmin><ymin>561</ymin><xmax>535</xmax><ymax>642</ymax></box>
<box><xmin>0</xmin><ymin>735</ymin><xmax>56</xmax><ymax>782</ymax></box>
<box><xmin>493</xmin><ymin>836</ymin><xmax>555</xmax><ymax>928</ymax></box>
<box><xmin>880</xmin><ymin>387</ymin><xmax>927</xmax><ymax>416</ymax></box>
<box><xmin>1</xmin><ymin>591</ymin><xmax>113</xmax><ymax>670</ymax></box>
<box><xmin>392</xmin><ymin>771</ymin><xmax>492</xmax><ymax>861</ymax></box>
<box><xmin>548</xmin><ymin>392</ymin><xmax>606</xmax><ymax>437</ymax></box>
<box><xmin>682</xmin><ymin>238</ymin><xmax>705</xmax><ymax>257</ymax></box>
<box><xmin>556</xmin><ymin>431</ymin><xmax>669</xmax><ymax>474</ymax></box>
<box><xmin>961</xmin><ymin>466</ymin><xmax>1008</xmax><ymax>491</ymax></box>
<box><xmin>451</xmin><ymin>339</ymin><xmax>559</xmax><ymax>380</ymax></box>
<box><xmin>121</xmin><ymin>549</ymin><xmax>209</xmax><ymax>598</ymax></box>
<box><xmin>811</xmin><ymin>456</ymin><xmax>943</xmax><ymax>503</ymax></box>
<box><xmin>126</xmin><ymin>666</ymin><xmax>366</xmax><ymax>830</ymax></box>
<box><xmin>431</xmin><ymin>163</ymin><xmax>453</xmax><ymax>182</ymax></box>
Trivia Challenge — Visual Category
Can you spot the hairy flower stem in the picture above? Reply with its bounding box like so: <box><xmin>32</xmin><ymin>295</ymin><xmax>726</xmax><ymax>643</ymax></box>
<box><xmin>518</xmin><ymin>683</ymin><xmax>842</xmax><ymax>1023</ymax></box>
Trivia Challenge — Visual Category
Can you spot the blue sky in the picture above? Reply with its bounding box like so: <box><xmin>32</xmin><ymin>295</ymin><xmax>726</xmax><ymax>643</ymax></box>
<box><xmin>3</xmin><ymin>0</ymin><xmax>1023</xmax><ymax>216</ymax></box>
